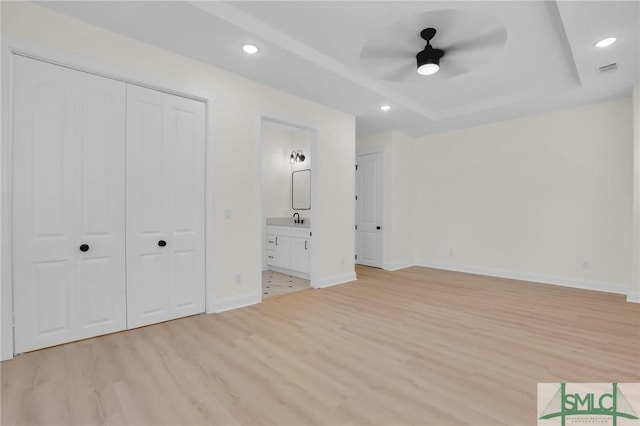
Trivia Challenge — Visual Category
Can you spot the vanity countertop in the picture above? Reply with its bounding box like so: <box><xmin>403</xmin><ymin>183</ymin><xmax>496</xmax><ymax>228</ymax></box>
<box><xmin>267</xmin><ymin>217</ymin><xmax>310</xmax><ymax>229</ymax></box>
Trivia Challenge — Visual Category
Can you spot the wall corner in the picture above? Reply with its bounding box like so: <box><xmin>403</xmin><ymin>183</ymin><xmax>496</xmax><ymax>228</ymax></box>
<box><xmin>631</xmin><ymin>85</ymin><xmax>640</xmax><ymax>303</ymax></box>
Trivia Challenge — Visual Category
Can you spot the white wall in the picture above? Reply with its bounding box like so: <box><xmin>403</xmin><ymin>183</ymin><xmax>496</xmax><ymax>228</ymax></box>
<box><xmin>388</xmin><ymin>131</ymin><xmax>414</xmax><ymax>269</ymax></box>
<box><xmin>411</xmin><ymin>98</ymin><xmax>633</xmax><ymax>294</ymax></box>
<box><xmin>0</xmin><ymin>0</ymin><xmax>4</xmax><ymax>361</ymax></box>
<box><xmin>631</xmin><ymin>85</ymin><xmax>640</xmax><ymax>302</ymax></box>
<box><xmin>358</xmin><ymin>98</ymin><xmax>634</xmax><ymax>295</ymax></box>
<box><xmin>261</xmin><ymin>121</ymin><xmax>311</xmax><ymax>270</ymax></box>
<box><xmin>1</xmin><ymin>2</ymin><xmax>355</xmax><ymax>359</ymax></box>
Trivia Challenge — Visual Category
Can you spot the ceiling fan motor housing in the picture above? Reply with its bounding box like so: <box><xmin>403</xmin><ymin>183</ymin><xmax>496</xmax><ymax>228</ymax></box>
<box><xmin>416</xmin><ymin>45</ymin><xmax>445</xmax><ymax>69</ymax></box>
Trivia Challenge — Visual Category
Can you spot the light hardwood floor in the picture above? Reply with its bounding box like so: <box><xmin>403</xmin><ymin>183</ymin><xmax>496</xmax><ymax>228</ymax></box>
<box><xmin>2</xmin><ymin>266</ymin><xmax>639</xmax><ymax>425</ymax></box>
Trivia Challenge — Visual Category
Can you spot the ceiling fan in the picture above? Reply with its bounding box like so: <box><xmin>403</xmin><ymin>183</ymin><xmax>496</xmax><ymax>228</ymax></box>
<box><xmin>359</xmin><ymin>10</ymin><xmax>508</xmax><ymax>82</ymax></box>
<box><xmin>416</xmin><ymin>28</ymin><xmax>444</xmax><ymax>76</ymax></box>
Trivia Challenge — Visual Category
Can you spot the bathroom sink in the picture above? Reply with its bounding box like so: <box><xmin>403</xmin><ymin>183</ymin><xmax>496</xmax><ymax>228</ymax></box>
<box><xmin>266</xmin><ymin>217</ymin><xmax>310</xmax><ymax>228</ymax></box>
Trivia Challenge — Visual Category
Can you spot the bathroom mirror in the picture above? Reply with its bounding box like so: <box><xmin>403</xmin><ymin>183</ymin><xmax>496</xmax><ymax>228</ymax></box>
<box><xmin>292</xmin><ymin>169</ymin><xmax>311</xmax><ymax>210</ymax></box>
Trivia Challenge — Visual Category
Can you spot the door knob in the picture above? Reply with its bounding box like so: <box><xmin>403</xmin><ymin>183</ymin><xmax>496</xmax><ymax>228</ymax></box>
<box><xmin>158</xmin><ymin>240</ymin><xmax>167</xmax><ymax>247</ymax></box>
<box><xmin>376</xmin><ymin>226</ymin><xmax>381</xmax><ymax>230</ymax></box>
<box><xmin>79</xmin><ymin>244</ymin><xmax>90</xmax><ymax>252</ymax></box>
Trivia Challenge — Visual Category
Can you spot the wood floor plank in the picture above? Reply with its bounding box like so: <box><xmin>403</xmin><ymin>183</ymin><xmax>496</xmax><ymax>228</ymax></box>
<box><xmin>2</xmin><ymin>265</ymin><xmax>639</xmax><ymax>425</ymax></box>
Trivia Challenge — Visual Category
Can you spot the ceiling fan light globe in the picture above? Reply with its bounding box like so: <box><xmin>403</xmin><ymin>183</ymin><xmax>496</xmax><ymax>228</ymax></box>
<box><xmin>417</xmin><ymin>63</ymin><xmax>440</xmax><ymax>75</ymax></box>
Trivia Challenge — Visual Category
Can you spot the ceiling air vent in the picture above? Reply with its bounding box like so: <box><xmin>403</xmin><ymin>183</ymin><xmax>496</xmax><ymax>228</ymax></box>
<box><xmin>598</xmin><ymin>63</ymin><xmax>618</xmax><ymax>74</ymax></box>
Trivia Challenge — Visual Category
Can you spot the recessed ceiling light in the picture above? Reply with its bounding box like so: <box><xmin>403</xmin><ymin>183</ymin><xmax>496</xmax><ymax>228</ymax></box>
<box><xmin>242</xmin><ymin>44</ymin><xmax>259</xmax><ymax>54</ymax></box>
<box><xmin>380</xmin><ymin>105</ymin><xmax>392</xmax><ymax>111</ymax></box>
<box><xmin>595</xmin><ymin>37</ymin><xmax>616</xmax><ymax>48</ymax></box>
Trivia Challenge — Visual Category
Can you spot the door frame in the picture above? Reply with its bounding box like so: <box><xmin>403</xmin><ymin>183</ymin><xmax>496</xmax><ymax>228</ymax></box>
<box><xmin>355</xmin><ymin>151</ymin><xmax>385</xmax><ymax>268</ymax></box>
<box><xmin>256</xmin><ymin>115</ymin><xmax>318</xmax><ymax>297</ymax></box>
<box><xmin>1</xmin><ymin>38</ymin><xmax>216</xmax><ymax>360</ymax></box>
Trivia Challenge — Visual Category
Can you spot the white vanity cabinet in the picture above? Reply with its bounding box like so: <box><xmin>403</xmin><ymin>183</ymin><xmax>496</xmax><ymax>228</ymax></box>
<box><xmin>266</xmin><ymin>226</ymin><xmax>292</xmax><ymax>269</ymax></box>
<box><xmin>290</xmin><ymin>228</ymin><xmax>311</xmax><ymax>274</ymax></box>
<box><xmin>267</xmin><ymin>225</ymin><xmax>311</xmax><ymax>278</ymax></box>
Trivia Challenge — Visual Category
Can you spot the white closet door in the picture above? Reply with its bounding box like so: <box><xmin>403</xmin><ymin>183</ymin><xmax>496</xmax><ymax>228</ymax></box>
<box><xmin>126</xmin><ymin>85</ymin><xmax>205</xmax><ymax>329</ymax></box>
<box><xmin>165</xmin><ymin>94</ymin><xmax>206</xmax><ymax>320</ymax></box>
<box><xmin>356</xmin><ymin>152</ymin><xmax>383</xmax><ymax>268</ymax></box>
<box><xmin>12</xmin><ymin>55</ymin><xmax>126</xmax><ymax>353</ymax></box>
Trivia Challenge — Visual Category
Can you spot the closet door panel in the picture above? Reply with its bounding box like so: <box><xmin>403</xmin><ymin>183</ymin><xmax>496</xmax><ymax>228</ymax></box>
<box><xmin>166</xmin><ymin>96</ymin><xmax>205</xmax><ymax>319</ymax></box>
<box><xmin>31</xmin><ymin>261</ymin><xmax>73</xmax><ymax>338</ymax></box>
<box><xmin>126</xmin><ymin>85</ymin><xmax>170</xmax><ymax>328</ymax></box>
<box><xmin>136</xmin><ymin>252</ymin><xmax>167</xmax><ymax>318</ymax></box>
<box><xmin>13</xmin><ymin>56</ymin><xmax>78</xmax><ymax>352</ymax></box>
<box><xmin>75</xmin><ymin>256</ymin><xmax>117</xmax><ymax>327</ymax></box>
<box><xmin>12</xmin><ymin>56</ymin><xmax>126</xmax><ymax>353</ymax></box>
<box><xmin>126</xmin><ymin>85</ymin><xmax>205</xmax><ymax>327</ymax></box>
<box><xmin>74</xmin><ymin>79</ymin><xmax>127</xmax><ymax>333</ymax></box>
<box><xmin>169</xmin><ymin>249</ymin><xmax>199</xmax><ymax>315</ymax></box>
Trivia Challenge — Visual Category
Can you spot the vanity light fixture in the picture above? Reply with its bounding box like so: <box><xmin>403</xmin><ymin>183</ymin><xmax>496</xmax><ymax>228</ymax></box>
<box><xmin>290</xmin><ymin>150</ymin><xmax>306</xmax><ymax>164</ymax></box>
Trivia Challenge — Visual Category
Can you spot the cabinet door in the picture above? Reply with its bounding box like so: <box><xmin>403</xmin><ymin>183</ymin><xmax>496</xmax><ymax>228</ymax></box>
<box><xmin>13</xmin><ymin>55</ymin><xmax>126</xmax><ymax>353</ymax></box>
<box><xmin>274</xmin><ymin>236</ymin><xmax>292</xmax><ymax>269</ymax></box>
<box><xmin>291</xmin><ymin>238</ymin><xmax>310</xmax><ymax>274</ymax></box>
<box><xmin>266</xmin><ymin>234</ymin><xmax>276</xmax><ymax>266</ymax></box>
<box><xmin>304</xmin><ymin>239</ymin><xmax>311</xmax><ymax>273</ymax></box>
<box><xmin>126</xmin><ymin>85</ymin><xmax>205</xmax><ymax>329</ymax></box>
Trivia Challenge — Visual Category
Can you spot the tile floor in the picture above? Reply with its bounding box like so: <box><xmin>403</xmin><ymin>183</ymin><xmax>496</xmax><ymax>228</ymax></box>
<box><xmin>262</xmin><ymin>270</ymin><xmax>310</xmax><ymax>298</ymax></box>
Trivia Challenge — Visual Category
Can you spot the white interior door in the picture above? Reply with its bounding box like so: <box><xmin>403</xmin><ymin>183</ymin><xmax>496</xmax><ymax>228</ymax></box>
<box><xmin>12</xmin><ymin>55</ymin><xmax>126</xmax><ymax>353</ymax></box>
<box><xmin>356</xmin><ymin>152</ymin><xmax>383</xmax><ymax>268</ymax></box>
<box><xmin>166</xmin><ymin>93</ymin><xmax>206</xmax><ymax>320</ymax></box>
<box><xmin>126</xmin><ymin>85</ymin><xmax>205</xmax><ymax>329</ymax></box>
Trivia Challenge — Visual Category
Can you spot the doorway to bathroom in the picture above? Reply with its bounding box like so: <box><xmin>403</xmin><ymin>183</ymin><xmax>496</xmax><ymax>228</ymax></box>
<box><xmin>259</xmin><ymin>118</ymin><xmax>314</xmax><ymax>299</ymax></box>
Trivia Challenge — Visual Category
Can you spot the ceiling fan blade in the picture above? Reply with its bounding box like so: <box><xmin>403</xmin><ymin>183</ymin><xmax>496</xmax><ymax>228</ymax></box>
<box><xmin>444</xmin><ymin>24</ymin><xmax>507</xmax><ymax>53</ymax></box>
<box><xmin>438</xmin><ymin>59</ymin><xmax>472</xmax><ymax>79</ymax></box>
<box><xmin>382</xmin><ymin>61</ymin><xmax>416</xmax><ymax>82</ymax></box>
<box><xmin>360</xmin><ymin>45</ymin><xmax>415</xmax><ymax>63</ymax></box>
<box><xmin>360</xmin><ymin>45</ymin><xmax>415</xmax><ymax>81</ymax></box>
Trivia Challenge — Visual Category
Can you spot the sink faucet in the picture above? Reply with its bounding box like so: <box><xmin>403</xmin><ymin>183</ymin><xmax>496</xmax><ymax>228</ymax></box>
<box><xmin>293</xmin><ymin>212</ymin><xmax>300</xmax><ymax>224</ymax></box>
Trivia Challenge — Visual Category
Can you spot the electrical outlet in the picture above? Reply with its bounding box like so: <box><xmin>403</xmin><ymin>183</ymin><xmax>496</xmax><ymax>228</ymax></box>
<box><xmin>235</xmin><ymin>273</ymin><xmax>242</xmax><ymax>285</ymax></box>
<box><xmin>448</xmin><ymin>248</ymin><xmax>454</xmax><ymax>257</ymax></box>
<box><xmin>224</xmin><ymin>208</ymin><xmax>232</xmax><ymax>220</ymax></box>
<box><xmin>582</xmin><ymin>261</ymin><xmax>590</xmax><ymax>270</ymax></box>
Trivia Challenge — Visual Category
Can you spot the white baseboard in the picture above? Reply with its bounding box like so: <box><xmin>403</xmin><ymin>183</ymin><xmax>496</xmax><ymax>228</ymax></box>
<box><xmin>414</xmin><ymin>260</ymin><xmax>628</xmax><ymax>296</ymax></box>
<box><xmin>627</xmin><ymin>291</ymin><xmax>640</xmax><ymax>303</ymax></box>
<box><xmin>208</xmin><ymin>292</ymin><xmax>261</xmax><ymax>313</ymax></box>
<box><xmin>383</xmin><ymin>260</ymin><xmax>413</xmax><ymax>271</ymax></box>
<box><xmin>313</xmin><ymin>272</ymin><xmax>357</xmax><ymax>289</ymax></box>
